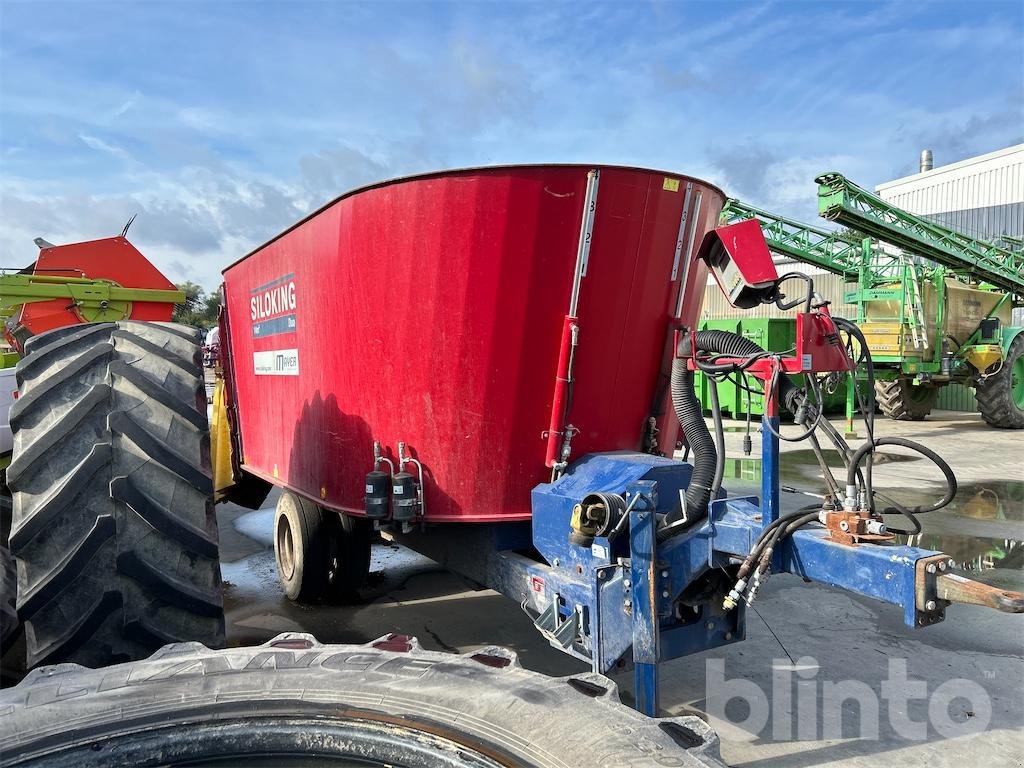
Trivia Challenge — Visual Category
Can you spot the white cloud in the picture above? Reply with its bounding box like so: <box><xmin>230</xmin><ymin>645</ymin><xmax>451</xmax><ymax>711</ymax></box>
<box><xmin>78</xmin><ymin>133</ymin><xmax>130</xmax><ymax>160</ymax></box>
<box><xmin>112</xmin><ymin>91</ymin><xmax>141</xmax><ymax>117</ymax></box>
<box><xmin>0</xmin><ymin>144</ymin><xmax>411</xmax><ymax>289</ymax></box>
<box><xmin>177</xmin><ymin>107</ymin><xmax>232</xmax><ymax>134</ymax></box>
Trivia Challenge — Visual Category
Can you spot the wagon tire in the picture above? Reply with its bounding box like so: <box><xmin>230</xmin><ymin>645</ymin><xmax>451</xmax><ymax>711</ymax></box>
<box><xmin>6</xmin><ymin>321</ymin><xmax>224</xmax><ymax>669</ymax></box>
<box><xmin>274</xmin><ymin>492</ymin><xmax>370</xmax><ymax>603</ymax></box>
<box><xmin>874</xmin><ymin>379</ymin><xmax>936</xmax><ymax>421</ymax></box>
<box><xmin>325</xmin><ymin>513</ymin><xmax>372</xmax><ymax>603</ymax></box>
<box><xmin>975</xmin><ymin>334</ymin><xmax>1024</xmax><ymax>429</ymax></box>
<box><xmin>0</xmin><ymin>632</ymin><xmax>723</xmax><ymax>768</ymax></box>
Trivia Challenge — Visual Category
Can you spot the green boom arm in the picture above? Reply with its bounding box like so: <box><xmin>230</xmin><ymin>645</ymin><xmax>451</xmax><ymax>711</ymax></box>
<box><xmin>720</xmin><ymin>198</ymin><xmax>865</xmax><ymax>279</ymax></box>
<box><xmin>816</xmin><ymin>171</ymin><xmax>1024</xmax><ymax>298</ymax></box>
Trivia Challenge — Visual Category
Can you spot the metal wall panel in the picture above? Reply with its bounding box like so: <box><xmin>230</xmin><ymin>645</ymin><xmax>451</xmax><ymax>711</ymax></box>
<box><xmin>701</xmin><ymin>271</ymin><xmax>857</xmax><ymax>320</ymax></box>
<box><xmin>929</xmin><ymin>202</ymin><xmax>1024</xmax><ymax>241</ymax></box>
<box><xmin>937</xmin><ymin>383</ymin><xmax>977</xmax><ymax>413</ymax></box>
<box><xmin>876</xmin><ymin>144</ymin><xmax>1024</xmax><ymax>217</ymax></box>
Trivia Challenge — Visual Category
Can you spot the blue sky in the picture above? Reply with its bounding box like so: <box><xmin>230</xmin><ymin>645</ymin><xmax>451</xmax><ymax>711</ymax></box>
<box><xmin>1</xmin><ymin>1</ymin><xmax>1021</xmax><ymax>288</ymax></box>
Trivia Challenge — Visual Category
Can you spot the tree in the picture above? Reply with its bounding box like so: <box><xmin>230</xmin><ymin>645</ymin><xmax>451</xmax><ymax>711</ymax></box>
<box><xmin>172</xmin><ymin>282</ymin><xmax>220</xmax><ymax>330</ymax></box>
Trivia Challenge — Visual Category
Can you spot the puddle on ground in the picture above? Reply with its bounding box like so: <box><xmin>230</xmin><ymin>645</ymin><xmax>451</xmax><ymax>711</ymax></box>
<box><xmin>722</xmin><ymin>450</ymin><xmax>1023</xmax><ymax>590</ymax></box>
<box><xmin>885</xmin><ymin>481</ymin><xmax>1023</xmax><ymax>590</ymax></box>
<box><xmin>723</xmin><ymin>448</ymin><xmax>919</xmax><ymax>488</ymax></box>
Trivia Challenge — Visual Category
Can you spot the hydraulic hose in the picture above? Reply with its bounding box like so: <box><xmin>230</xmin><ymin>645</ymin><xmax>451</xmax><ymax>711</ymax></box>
<box><xmin>845</xmin><ymin>436</ymin><xmax>958</xmax><ymax>534</ymax></box>
<box><xmin>708</xmin><ymin>376</ymin><xmax>726</xmax><ymax>502</ymax></box>
<box><xmin>846</xmin><ymin>437</ymin><xmax>956</xmax><ymax>505</ymax></box>
<box><xmin>668</xmin><ymin>352</ymin><xmax>716</xmax><ymax>525</ymax></box>
<box><xmin>694</xmin><ymin>330</ymin><xmax>802</xmax><ymax>411</ymax></box>
<box><xmin>667</xmin><ymin>329</ymin><xmax>803</xmax><ymax>529</ymax></box>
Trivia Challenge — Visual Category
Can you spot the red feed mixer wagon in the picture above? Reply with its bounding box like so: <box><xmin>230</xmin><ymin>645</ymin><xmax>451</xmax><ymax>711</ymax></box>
<box><xmin>220</xmin><ymin>165</ymin><xmax>723</xmax><ymax>524</ymax></box>
<box><xmin>216</xmin><ymin>164</ymin><xmax>1021</xmax><ymax>715</ymax></box>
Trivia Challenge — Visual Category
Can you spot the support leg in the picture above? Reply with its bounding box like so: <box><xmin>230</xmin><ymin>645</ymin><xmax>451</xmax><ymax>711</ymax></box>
<box><xmin>629</xmin><ymin>486</ymin><xmax>659</xmax><ymax>716</ymax></box>
<box><xmin>761</xmin><ymin>418</ymin><xmax>780</xmax><ymax>530</ymax></box>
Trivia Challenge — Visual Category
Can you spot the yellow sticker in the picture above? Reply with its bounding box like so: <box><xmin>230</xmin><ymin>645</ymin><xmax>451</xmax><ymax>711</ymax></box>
<box><xmin>663</xmin><ymin>177</ymin><xmax>680</xmax><ymax>192</ymax></box>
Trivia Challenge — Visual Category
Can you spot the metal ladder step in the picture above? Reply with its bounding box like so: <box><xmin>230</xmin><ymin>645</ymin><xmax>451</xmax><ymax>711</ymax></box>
<box><xmin>904</xmin><ymin>260</ymin><xmax>928</xmax><ymax>351</ymax></box>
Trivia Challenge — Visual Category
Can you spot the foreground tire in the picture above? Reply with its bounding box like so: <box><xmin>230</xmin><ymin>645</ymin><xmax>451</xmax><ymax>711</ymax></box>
<box><xmin>1</xmin><ymin>491</ymin><xmax>16</xmax><ymax>649</ymax></box>
<box><xmin>274</xmin><ymin>491</ymin><xmax>370</xmax><ymax>603</ymax></box>
<box><xmin>874</xmin><ymin>378</ymin><xmax>937</xmax><ymax>421</ymax></box>
<box><xmin>6</xmin><ymin>322</ymin><xmax>224</xmax><ymax>669</ymax></box>
<box><xmin>0</xmin><ymin>632</ymin><xmax>722</xmax><ymax>768</ymax></box>
<box><xmin>976</xmin><ymin>334</ymin><xmax>1024</xmax><ymax>429</ymax></box>
<box><xmin>0</xmin><ymin>541</ymin><xmax>16</xmax><ymax>649</ymax></box>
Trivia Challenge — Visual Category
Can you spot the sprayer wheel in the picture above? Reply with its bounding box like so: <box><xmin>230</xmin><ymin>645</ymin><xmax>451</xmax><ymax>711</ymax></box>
<box><xmin>874</xmin><ymin>379</ymin><xmax>937</xmax><ymax>421</ymax></box>
<box><xmin>7</xmin><ymin>322</ymin><xmax>224</xmax><ymax>669</ymax></box>
<box><xmin>274</xmin><ymin>491</ymin><xmax>370</xmax><ymax>603</ymax></box>
<box><xmin>975</xmin><ymin>334</ymin><xmax>1024</xmax><ymax>429</ymax></box>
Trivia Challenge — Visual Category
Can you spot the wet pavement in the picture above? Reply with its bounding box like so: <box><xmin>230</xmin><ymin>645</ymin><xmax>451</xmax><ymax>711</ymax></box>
<box><xmin>721</xmin><ymin>452</ymin><xmax>1023</xmax><ymax>593</ymax></box>
<box><xmin>219</xmin><ymin>410</ymin><xmax>1023</xmax><ymax>767</ymax></box>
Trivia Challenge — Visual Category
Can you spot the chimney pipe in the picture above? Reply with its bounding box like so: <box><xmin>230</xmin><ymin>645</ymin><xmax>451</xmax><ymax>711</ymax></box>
<box><xmin>920</xmin><ymin>149</ymin><xmax>933</xmax><ymax>173</ymax></box>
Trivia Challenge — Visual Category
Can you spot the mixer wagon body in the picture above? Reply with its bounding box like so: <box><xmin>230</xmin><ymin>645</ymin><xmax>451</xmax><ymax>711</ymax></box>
<box><xmin>221</xmin><ymin>165</ymin><xmax>725</xmax><ymax>522</ymax></box>
<box><xmin>211</xmin><ymin>164</ymin><xmax>1024</xmax><ymax>719</ymax></box>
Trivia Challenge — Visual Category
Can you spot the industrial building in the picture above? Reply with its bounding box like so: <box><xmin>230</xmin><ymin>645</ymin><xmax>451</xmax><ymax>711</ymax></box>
<box><xmin>877</xmin><ymin>144</ymin><xmax>1023</xmax><ymax>245</ymax></box>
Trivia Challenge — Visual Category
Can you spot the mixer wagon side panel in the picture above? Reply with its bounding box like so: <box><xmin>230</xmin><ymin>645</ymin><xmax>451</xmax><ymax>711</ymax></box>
<box><xmin>222</xmin><ymin>166</ymin><xmax>723</xmax><ymax>522</ymax></box>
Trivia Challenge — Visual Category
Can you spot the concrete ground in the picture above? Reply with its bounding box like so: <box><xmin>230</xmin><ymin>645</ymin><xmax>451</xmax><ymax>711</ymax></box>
<box><xmin>219</xmin><ymin>410</ymin><xmax>1023</xmax><ymax>768</ymax></box>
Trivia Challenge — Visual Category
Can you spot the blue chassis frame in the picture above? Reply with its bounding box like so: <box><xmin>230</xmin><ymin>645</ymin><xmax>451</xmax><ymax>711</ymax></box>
<box><xmin>479</xmin><ymin>416</ymin><xmax>950</xmax><ymax>716</ymax></box>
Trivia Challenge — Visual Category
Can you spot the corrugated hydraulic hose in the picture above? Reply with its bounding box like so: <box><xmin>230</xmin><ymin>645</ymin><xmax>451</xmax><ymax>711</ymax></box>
<box><xmin>693</xmin><ymin>330</ymin><xmax>801</xmax><ymax>409</ymax></box>
<box><xmin>667</xmin><ymin>351</ymin><xmax>716</xmax><ymax>526</ymax></box>
<box><xmin>665</xmin><ymin>330</ymin><xmax>801</xmax><ymax>529</ymax></box>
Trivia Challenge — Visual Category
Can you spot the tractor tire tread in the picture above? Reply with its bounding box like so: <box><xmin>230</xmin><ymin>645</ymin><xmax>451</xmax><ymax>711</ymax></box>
<box><xmin>975</xmin><ymin>335</ymin><xmax>1024</xmax><ymax>429</ymax></box>
<box><xmin>0</xmin><ymin>542</ymin><xmax>17</xmax><ymax>647</ymax></box>
<box><xmin>7</xmin><ymin>321</ymin><xmax>224</xmax><ymax>669</ymax></box>
<box><xmin>0</xmin><ymin>633</ymin><xmax>724</xmax><ymax>768</ymax></box>
<box><xmin>873</xmin><ymin>379</ymin><xmax>936</xmax><ymax>421</ymax></box>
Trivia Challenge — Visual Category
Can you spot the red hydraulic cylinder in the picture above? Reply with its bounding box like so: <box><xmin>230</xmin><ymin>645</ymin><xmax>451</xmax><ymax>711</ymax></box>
<box><xmin>545</xmin><ymin>315</ymin><xmax>579</xmax><ymax>468</ymax></box>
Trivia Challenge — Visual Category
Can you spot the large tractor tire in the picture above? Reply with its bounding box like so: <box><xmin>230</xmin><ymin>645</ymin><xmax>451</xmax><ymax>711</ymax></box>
<box><xmin>0</xmin><ymin>541</ymin><xmax>17</xmax><ymax>649</ymax></box>
<box><xmin>874</xmin><ymin>378</ymin><xmax>937</xmax><ymax>421</ymax></box>
<box><xmin>0</xmin><ymin>632</ymin><xmax>722</xmax><ymax>768</ymax></box>
<box><xmin>1</xmin><ymin>491</ymin><xmax>16</xmax><ymax>650</ymax></box>
<box><xmin>975</xmin><ymin>334</ymin><xmax>1024</xmax><ymax>429</ymax></box>
<box><xmin>6</xmin><ymin>321</ymin><xmax>224</xmax><ymax>669</ymax></box>
<box><xmin>274</xmin><ymin>490</ymin><xmax>371</xmax><ymax>603</ymax></box>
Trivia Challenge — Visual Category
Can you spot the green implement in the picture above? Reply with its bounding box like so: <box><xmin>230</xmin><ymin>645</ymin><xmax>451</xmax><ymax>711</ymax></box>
<box><xmin>719</xmin><ymin>198</ymin><xmax>863</xmax><ymax>279</ymax></box>
<box><xmin>720</xmin><ymin>173</ymin><xmax>1024</xmax><ymax>428</ymax></box>
<box><xmin>0</xmin><ymin>272</ymin><xmax>184</xmax><ymax>325</ymax></box>
<box><xmin>816</xmin><ymin>171</ymin><xmax>1024</xmax><ymax>300</ymax></box>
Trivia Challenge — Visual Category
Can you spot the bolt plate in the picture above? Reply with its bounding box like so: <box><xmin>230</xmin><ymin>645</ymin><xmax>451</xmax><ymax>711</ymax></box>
<box><xmin>914</xmin><ymin>553</ymin><xmax>951</xmax><ymax>626</ymax></box>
